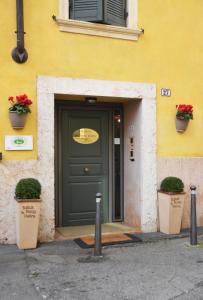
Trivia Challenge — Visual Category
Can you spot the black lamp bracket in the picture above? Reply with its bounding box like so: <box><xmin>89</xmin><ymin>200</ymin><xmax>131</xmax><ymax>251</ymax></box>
<box><xmin>12</xmin><ymin>0</ymin><xmax>28</xmax><ymax>64</ymax></box>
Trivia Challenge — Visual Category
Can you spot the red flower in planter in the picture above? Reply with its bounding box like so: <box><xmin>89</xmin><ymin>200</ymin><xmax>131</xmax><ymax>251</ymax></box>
<box><xmin>8</xmin><ymin>94</ymin><xmax>32</xmax><ymax>114</ymax></box>
<box><xmin>176</xmin><ymin>104</ymin><xmax>193</xmax><ymax>120</ymax></box>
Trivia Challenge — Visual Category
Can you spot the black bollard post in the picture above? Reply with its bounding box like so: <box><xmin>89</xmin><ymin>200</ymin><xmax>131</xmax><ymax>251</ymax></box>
<box><xmin>190</xmin><ymin>185</ymin><xmax>197</xmax><ymax>245</ymax></box>
<box><xmin>94</xmin><ymin>193</ymin><xmax>102</xmax><ymax>257</ymax></box>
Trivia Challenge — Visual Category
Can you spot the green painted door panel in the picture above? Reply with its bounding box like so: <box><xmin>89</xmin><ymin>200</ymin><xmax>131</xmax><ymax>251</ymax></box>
<box><xmin>61</xmin><ymin>109</ymin><xmax>109</xmax><ymax>226</ymax></box>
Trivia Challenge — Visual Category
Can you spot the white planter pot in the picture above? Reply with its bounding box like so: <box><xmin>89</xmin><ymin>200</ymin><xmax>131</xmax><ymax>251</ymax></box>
<box><xmin>9</xmin><ymin>111</ymin><xmax>28</xmax><ymax>129</ymax></box>
<box><xmin>16</xmin><ymin>199</ymin><xmax>41</xmax><ymax>249</ymax></box>
<box><xmin>158</xmin><ymin>192</ymin><xmax>185</xmax><ymax>234</ymax></box>
<box><xmin>175</xmin><ymin>118</ymin><xmax>189</xmax><ymax>132</ymax></box>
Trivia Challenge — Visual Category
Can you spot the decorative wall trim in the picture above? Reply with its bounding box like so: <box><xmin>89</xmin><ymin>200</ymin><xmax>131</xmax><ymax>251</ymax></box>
<box><xmin>37</xmin><ymin>77</ymin><xmax>156</xmax><ymax>99</ymax></box>
<box><xmin>56</xmin><ymin>18</ymin><xmax>142</xmax><ymax>41</ymax></box>
<box><xmin>124</xmin><ymin>99</ymin><xmax>157</xmax><ymax>231</ymax></box>
<box><xmin>37</xmin><ymin>76</ymin><xmax>157</xmax><ymax>233</ymax></box>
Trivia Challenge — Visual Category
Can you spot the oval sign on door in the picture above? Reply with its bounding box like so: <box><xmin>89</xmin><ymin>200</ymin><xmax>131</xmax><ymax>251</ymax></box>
<box><xmin>73</xmin><ymin>128</ymin><xmax>99</xmax><ymax>144</ymax></box>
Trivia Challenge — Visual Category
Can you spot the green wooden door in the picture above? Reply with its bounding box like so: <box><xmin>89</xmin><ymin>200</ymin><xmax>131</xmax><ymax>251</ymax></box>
<box><xmin>61</xmin><ymin>109</ymin><xmax>109</xmax><ymax>226</ymax></box>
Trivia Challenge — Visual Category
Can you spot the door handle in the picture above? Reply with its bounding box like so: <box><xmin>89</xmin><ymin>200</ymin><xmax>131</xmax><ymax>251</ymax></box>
<box><xmin>84</xmin><ymin>167</ymin><xmax>89</xmax><ymax>173</ymax></box>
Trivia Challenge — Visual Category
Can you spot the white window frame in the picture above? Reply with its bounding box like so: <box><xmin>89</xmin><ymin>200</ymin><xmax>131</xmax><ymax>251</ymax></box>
<box><xmin>56</xmin><ymin>0</ymin><xmax>142</xmax><ymax>40</ymax></box>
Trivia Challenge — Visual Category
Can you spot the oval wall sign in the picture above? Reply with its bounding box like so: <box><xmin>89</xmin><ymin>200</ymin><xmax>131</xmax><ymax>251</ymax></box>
<box><xmin>73</xmin><ymin>128</ymin><xmax>99</xmax><ymax>144</ymax></box>
<box><xmin>14</xmin><ymin>138</ymin><xmax>25</xmax><ymax>145</ymax></box>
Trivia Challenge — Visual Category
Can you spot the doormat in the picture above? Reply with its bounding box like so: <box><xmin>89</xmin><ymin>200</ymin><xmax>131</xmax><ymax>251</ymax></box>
<box><xmin>74</xmin><ymin>233</ymin><xmax>142</xmax><ymax>249</ymax></box>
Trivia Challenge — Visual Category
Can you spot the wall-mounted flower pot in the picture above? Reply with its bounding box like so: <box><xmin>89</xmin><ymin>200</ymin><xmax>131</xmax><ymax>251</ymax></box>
<box><xmin>9</xmin><ymin>111</ymin><xmax>27</xmax><ymax>129</ymax></box>
<box><xmin>175</xmin><ymin>118</ymin><xmax>189</xmax><ymax>132</ymax></box>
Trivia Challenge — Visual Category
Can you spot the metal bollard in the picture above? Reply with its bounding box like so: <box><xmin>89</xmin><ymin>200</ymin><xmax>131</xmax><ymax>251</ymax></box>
<box><xmin>190</xmin><ymin>185</ymin><xmax>197</xmax><ymax>245</ymax></box>
<box><xmin>94</xmin><ymin>193</ymin><xmax>102</xmax><ymax>256</ymax></box>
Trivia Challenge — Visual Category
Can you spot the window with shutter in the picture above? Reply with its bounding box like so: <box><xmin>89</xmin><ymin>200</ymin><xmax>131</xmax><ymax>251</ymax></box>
<box><xmin>57</xmin><ymin>0</ymin><xmax>141</xmax><ymax>41</ymax></box>
<box><xmin>70</xmin><ymin>0</ymin><xmax>126</xmax><ymax>27</ymax></box>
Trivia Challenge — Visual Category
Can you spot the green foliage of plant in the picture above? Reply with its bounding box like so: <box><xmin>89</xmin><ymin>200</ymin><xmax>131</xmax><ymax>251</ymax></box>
<box><xmin>160</xmin><ymin>176</ymin><xmax>184</xmax><ymax>193</ymax></box>
<box><xmin>15</xmin><ymin>178</ymin><xmax>41</xmax><ymax>199</ymax></box>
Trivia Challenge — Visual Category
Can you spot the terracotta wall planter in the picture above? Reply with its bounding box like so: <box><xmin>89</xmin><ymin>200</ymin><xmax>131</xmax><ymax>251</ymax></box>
<box><xmin>158</xmin><ymin>192</ymin><xmax>185</xmax><ymax>234</ymax></box>
<box><xmin>16</xmin><ymin>199</ymin><xmax>41</xmax><ymax>249</ymax></box>
<box><xmin>175</xmin><ymin>118</ymin><xmax>189</xmax><ymax>132</ymax></box>
<box><xmin>9</xmin><ymin>111</ymin><xmax>27</xmax><ymax>129</ymax></box>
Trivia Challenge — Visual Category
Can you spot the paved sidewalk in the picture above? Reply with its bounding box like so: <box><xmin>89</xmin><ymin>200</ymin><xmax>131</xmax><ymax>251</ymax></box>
<box><xmin>133</xmin><ymin>226</ymin><xmax>203</xmax><ymax>242</ymax></box>
<box><xmin>0</xmin><ymin>237</ymin><xmax>203</xmax><ymax>300</ymax></box>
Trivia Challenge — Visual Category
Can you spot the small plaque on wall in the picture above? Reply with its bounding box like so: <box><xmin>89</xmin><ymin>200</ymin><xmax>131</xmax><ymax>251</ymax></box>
<box><xmin>161</xmin><ymin>88</ymin><xmax>171</xmax><ymax>97</ymax></box>
<box><xmin>5</xmin><ymin>136</ymin><xmax>33</xmax><ymax>150</ymax></box>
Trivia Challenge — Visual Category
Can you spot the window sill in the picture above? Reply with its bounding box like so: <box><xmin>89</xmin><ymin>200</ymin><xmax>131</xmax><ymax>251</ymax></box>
<box><xmin>55</xmin><ymin>18</ymin><xmax>142</xmax><ymax>41</ymax></box>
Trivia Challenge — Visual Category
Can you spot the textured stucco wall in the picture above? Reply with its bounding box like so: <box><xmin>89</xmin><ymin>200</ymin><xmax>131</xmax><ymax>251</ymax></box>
<box><xmin>157</xmin><ymin>157</ymin><xmax>203</xmax><ymax>228</ymax></box>
<box><xmin>1</xmin><ymin>0</ymin><xmax>203</xmax><ymax>242</ymax></box>
<box><xmin>0</xmin><ymin>161</ymin><xmax>55</xmax><ymax>244</ymax></box>
<box><xmin>0</xmin><ymin>0</ymin><xmax>203</xmax><ymax>159</ymax></box>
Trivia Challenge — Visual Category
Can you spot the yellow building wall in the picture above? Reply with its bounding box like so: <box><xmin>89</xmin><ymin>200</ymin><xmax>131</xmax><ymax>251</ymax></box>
<box><xmin>1</xmin><ymin>0</ymin><xmax>203</xmax><ymax>160</ymax></box>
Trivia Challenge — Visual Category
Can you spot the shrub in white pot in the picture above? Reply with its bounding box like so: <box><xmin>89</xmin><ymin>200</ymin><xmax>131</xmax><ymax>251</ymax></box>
<box><xmin>15</xmin><ymin>178</ymin><xmax>41</xmax><ymax>249</ymax></box>
<box><xmin>158</xmin><ymin>177</ymin><xmax>186</xmax><ymax>234</ymax></box>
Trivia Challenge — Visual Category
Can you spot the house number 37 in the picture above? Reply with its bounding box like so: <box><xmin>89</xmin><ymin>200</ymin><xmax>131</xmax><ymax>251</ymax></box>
<box><xmin>161</xmin><ymin>88</ymin><xmax>171</xmax><ymax>97</ymax></box>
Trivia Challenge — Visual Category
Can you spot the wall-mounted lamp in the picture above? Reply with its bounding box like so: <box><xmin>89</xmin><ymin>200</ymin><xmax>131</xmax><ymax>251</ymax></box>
<box><xmin>12</xmin><ymin>0</ymin><xmax>28</xmax><ymax>63</ymax></box>
<box><xmin>85</xmin><ymin>97</ymin><xmax>97</xmax><ymax>104</ymax></box>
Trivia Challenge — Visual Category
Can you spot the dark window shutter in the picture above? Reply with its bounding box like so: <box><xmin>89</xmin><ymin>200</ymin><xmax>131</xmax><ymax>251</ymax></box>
<box><xmin>70</xmin><ymin>0</ymin><xmax>103</xmax><ymax>22</ymax></box>
<box><xmin>104</xmin><ymin>0</ymin><xmax>126</xmax><ymax>27</ymax></box>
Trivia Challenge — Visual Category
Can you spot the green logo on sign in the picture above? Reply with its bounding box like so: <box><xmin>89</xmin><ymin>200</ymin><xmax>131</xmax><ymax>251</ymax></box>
<box><xmin>14</xmin><ymin>138</ymin><xmax>24</xmax><ymax>145</ymax></box>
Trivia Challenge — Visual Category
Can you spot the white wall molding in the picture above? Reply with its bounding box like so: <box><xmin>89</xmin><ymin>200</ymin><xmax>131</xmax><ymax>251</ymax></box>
<box><xmin>140</xmin><ymin>98</ymin><xmax>157</xmax><ymax>231</ymax></box>
<box><xmin>37</xmin><ymin>76</ymin><xmax>157</xmax><ymax>233</ymax></box>
<box><xmin>37</xmin><ymin>76</ymin><xmax>156</xmax><ymax>99</ymax></box>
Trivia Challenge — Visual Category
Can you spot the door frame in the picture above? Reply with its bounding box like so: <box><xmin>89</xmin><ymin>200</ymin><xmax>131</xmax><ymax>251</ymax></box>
<box><xmin>55</xmin><ymin>100</ymin><xmax>124</xmax><ymax>227</ymax></box>
<box><xmin>37</xmin><ymin>76</ymin><xmax>157</xmax><ymax>236</ymax></box>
